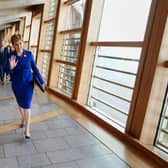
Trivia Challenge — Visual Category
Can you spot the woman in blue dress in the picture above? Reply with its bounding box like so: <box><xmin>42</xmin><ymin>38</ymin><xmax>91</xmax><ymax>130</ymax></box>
<box><xmin>7</xmin><ymin>34</ymin><xmax>45</xmax><ymax>139</ymax></box>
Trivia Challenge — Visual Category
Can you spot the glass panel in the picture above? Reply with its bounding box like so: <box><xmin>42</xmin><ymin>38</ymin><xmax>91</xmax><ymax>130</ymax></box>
<box><xmin>87</xmin><ymin>46</ymin><xmax>142</xmax><ymax>129</ymax></box>
<box><xmin>41</xmin><ymin>53</ymin><xmax>51</xmax><ymax>81</ymax></box>
<box><xmin>155</xmin><ymin>84</ymin><xmax>168</xmax><ymax>153</ymax></box>
<box><xmin>66</xmin><ymin>0</ymin><xmax>86</xmax><ymax>29</ymax></box>
<box><xmin>93</xmin><ymin>78</ymin><xmax>133</xmax><ymax>101</ymax></box>
<box><xmin>30</xmin><ymin>16</ymin><xmax>41</xmax><ymax>46</ymax></box>
<box><xmin>90</xmin><ymin>99</ymin><xmax>128</xmax><ymax>128</ymax></box>
<box><xmin>57</xmin><ymin>64</ymin><xmax>76</xmax><ymax>96</ymax></box>
<box><xmin>61</xmin><ymin>32</ymin><xmax>81</xmax><ymax>63</ymax></box>
<box><xmin>44</xmin><ymin>22</ymin><xmax>54</xmax><ymax>50</ymax></box>
<box><xmin>48</xmin><ymin>0</ymin><xmax>58</xmax><ymax>18</ymax></box>
<box><xmin>30</xmin><ymin>47</ymin><xmax>37</xmax><ymax>61</ymax></box>
<box><xmin>23</xmin><ymin>41</ymin><xmax>29</xmax><ymax>50</ymax></box>
<box><xmin>99</xmin><ymin>0</ymin><xmax>152</xmax><ymax>41</ymax></box>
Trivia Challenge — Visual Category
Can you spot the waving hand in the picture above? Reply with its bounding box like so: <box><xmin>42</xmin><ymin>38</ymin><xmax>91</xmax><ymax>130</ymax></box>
<box><xmin>9</xmin><ymin>55</ymin><xmax>18</xmax><ymax>70</ymax></box>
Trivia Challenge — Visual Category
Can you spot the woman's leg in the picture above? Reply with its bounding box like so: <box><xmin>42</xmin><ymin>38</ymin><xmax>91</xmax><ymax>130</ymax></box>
<box><xmin>24</xmin><ymin>108</ymin><xmax>31</xmax><ymax>137</ymax></box>
<box><xmin>18</xmin><ymin>106</ymin><xmax>25</xmax><ymax>126</ymax></box>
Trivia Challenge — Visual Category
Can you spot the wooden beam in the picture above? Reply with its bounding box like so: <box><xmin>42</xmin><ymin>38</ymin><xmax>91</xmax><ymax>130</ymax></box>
<box><xmin>0</xmin><ymin>0</ymin><xmax>45</xmax><ymax>10</ymax></box>
<box><xmin>90</xmin><ymin>41</ymin><xmax>143</xmax><ymax>47</ymax></box>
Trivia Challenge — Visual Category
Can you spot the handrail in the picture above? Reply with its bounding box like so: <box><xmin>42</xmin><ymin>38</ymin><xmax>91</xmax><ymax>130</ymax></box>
<box><xmin>93</xmin><ymin>75</ymin><xmax>134</xmax><ymax>90</ymax></box>
<box><xmin>90</xmin><ymin>41</ymin><xmax>143</xmax><ymax>47</ymax></box>
<box><xmin>91</xmin><ymin>96</ymin><xmax>128</xmax><ymax>116</ymax></box>
<box><xmin>93</xmin><ymin>86</ymin><xmax>131</xmax><ymax>103</ymax></box>
<box><xmin>96</xmin><ymin>65</ymin><xmax>137</xmax><ymax>76</ymax></box>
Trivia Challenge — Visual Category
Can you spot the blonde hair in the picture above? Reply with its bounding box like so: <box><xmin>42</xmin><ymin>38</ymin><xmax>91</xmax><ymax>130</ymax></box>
<box><xmin>11</xmin><ymin>34</ymin><xmax>22</xmax><ymax>45</ymax></box>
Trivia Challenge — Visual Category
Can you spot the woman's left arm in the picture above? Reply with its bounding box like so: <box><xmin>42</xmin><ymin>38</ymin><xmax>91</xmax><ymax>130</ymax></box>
<box><xmin>30</xmin><ymin>52</ymin><xmax>45</xmax><ymax>85</ymax></box>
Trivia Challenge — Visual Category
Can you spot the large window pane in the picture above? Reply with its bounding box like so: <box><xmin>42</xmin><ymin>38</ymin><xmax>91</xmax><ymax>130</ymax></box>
<box><xmin>99</xmin><ymin>0</ymin><xmax>152</xmax><ymax>41</ymax></box>
<box><xmin>48</xmin><ymin>0</ymin><xmax>58</xmax><ymax>18</ymax></box>
<box><xmin>66</xmin><ymin>0</ymin><xmax>86</xmax><ymax>29</ymax></box>
<box><xmin>44</xmin><ymin>22</ymin><xmax>54</xmax><ymax>50</ymax></box>
<box><xmin>41</xmin><ymin>53</ymin><xmax>51</xmax><ymax>81</ymax></box>
<box><xmin>87</xmin><ymin>47</ymin><xmax>141</xmax><ymax>129</ymax></box>
<box><xmin>57</xmin><ymin>64</ymin><xmax>76</xmax><ymax>96</ymax></box>
<box><xmin>155</xmin><ymin>84</ymin><xmax>168</xmax><ymax>153</ymax></box>
<box><xmin>61</xmin><ymin>32</ymin><xmax>81</xmax><ymax>63</ymax></box>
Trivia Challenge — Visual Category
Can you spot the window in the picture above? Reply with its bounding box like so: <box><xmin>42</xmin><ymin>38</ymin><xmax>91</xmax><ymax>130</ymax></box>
<box><xmin>155</xmin><ymin>84</ymin><xmax>168</xmax><ymax>153</ymax></box>
<box><xmin>87</xmin><ymin>0</ymin><xmax>152</xmax><ymax>130</ymax></box>
<box><xmin>55</xmin><ymin>0</ymin><xmax>86</xmax><ymax>96</ymax></box>
<box><xmin>99</xmin><ymin>0</ymin><xmax>151</xmax><ymax>41</ymax></box>
<box><xmin>38</xmin><ymin>0</ymin><xmax>59</xmax><ymax>82</ymax></box>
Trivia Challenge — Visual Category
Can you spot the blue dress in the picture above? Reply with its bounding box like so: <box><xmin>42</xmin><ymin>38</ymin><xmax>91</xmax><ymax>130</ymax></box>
<box><xmin>7</xmin><ymin>49</ymin><xmax>44</xmax><ymax>109</ymax></box>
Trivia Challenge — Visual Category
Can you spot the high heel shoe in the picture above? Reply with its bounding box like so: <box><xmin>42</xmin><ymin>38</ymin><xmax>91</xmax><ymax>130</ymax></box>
<box><xmin>24</xmin><ymin>135</ymin><xmax>31</xmax><ymax>140</ymax></box>
<box><xmin>20</xmin><ymin>123</ymin><xmax>25</xmax><ymax>128</ymax></box>
<box><xmin>24</xmin><ymin>131</ymin><xmax>31</xmax><ymax>140</ymax></box>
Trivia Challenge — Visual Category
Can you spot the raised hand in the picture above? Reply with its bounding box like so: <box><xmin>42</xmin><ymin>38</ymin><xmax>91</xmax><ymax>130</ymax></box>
<box><xmin>9</xmin><ymin>55</ymin><xmax>18</xmax><ymax>70</ymax></box>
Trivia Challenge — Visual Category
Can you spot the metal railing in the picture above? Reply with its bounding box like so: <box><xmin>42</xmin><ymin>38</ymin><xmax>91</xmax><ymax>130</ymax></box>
<box><xmin>57</xmin><ymin>64</ymin><xmax>76</xmax><ymax>96</ymax></box>
<box><xmin>48</xmin><ymin>0</ymin><xmax>58</xmax><ymax>18</ymax></box>
<box><xmin>44</xmin><ymin>22</ymin><xmax>54</xmax><ymax>50</ymax></box>
<box><xmin>60</xmin><ymin>32</ymin><xmax>80</xmax><ymax>63</ymax></box>
<box><xmin>87</xmin><ymin>46</ymin><xmax>141</xmax><ymax>129</ymax></box>
<box><xmin>41</xmin><ymin>53</ymin><xmax>51</xmax><ymax>81</ymax></box>
<box><xmin>56</xmin><ymin>31</ymin><xmax>80</xmax><ymax>96</ymax></box>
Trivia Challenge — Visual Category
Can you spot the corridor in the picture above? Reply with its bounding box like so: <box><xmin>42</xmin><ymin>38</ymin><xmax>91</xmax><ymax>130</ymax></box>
<box><xmin>0</xmin><ymin>0</ymin><xmax>168</xmax><ymax>167</ymax></box>
<box><xmin>0</xmin><ymin>83</ymin><xmax>130</xmax><ymax>168</ymax></box>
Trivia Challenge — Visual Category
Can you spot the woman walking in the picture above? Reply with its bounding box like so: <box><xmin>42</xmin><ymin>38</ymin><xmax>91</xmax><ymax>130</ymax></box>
<box><xmin>7</xmin><ymin>34</ymin><xmax>45</xmax><ymax>139</ymax></box>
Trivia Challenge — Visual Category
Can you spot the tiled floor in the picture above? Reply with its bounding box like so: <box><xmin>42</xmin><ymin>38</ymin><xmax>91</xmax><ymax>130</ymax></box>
<box><xmin>0</xmin><ymin>91</ymin><xmax>59</xmax><ymax>125</ymax></box>
<box><xmin>0</xmin><ymin>82</ymin><xmax>13</xmax><ymax>97</ymax></box>
<box><xmin>0</xmin><ymin>84</ymin><xmax>131</xmax><ymax>168</ymax></box>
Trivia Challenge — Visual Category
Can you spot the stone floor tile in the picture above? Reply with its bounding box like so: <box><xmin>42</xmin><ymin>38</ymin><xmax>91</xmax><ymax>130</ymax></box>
<box><xmin>33</xmin><ymin>138</ymin><xmax>69</xmax><ymax>152</ymax></box>
<box><xmin>78</xmin><ymin>144</ymin><xmax>112</xmax><ymax>158</ymax></box>
<box><xmin>43</xmin><ymin>161</ymin><xmax>79</xmax><ymax>168</ymax></box>
<box><xmin>0</xmin><ymin>134</ymin><xmax>23</xmax><ymax>146</ymax></box>
<box><xmin>45</xmin><ymin>128</ymin><xmax>67</xmax><ymax>138</ymax></box>
<box><xmin>47</xmin><ymin>149</ymin><xmax>84</xmax><ymax>164</ymax></box>
<box><xmin>4</xmin><ymin>141</ymin><xmax>36</xmax><ymax>157</ymax></box>
<box><xmin>63</xmin><ymin>134</ymin><xmax>100</xmax><ymax>148</ymax></box>
<box><xmin>76</xmin><ymin>154</ymin><xmax>130</xmax><ymax>168</ymax></box>
<box><xmin>0</xmin><ymin>158</ymin><xmax>19</xmax><ymax>168</ymax></box>
<box><xmin>17</xmin><ymin>153</ymin><xmax>51</xmax><ymax>168</ymax></box>
<box><xmin>0</xmin><ymin>145</ymin><xmax>4</xmax><ymax>158</ymax></box>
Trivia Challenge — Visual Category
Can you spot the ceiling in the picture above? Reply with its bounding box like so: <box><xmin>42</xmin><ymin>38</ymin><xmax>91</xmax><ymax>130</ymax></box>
<box><xmin>0</xmin><ymin>0</ymin><xmax>46</xmax><ymax>30</ymax></box>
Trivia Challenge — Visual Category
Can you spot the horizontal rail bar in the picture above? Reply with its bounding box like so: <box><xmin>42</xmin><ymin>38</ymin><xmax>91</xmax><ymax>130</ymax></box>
<box><xmin>161</xmin><ymin>129</ymin><xmax>168</xmax><ymax>134</ymax></box>
<box><xmin>93</xmin><ymin>86</ymin><xmax>131</xmax><ymax>103</ymax></box>
<box><xmin>57</xmin><ymin>82</ymin><xmax>73</xmax><ymax>91</ymax></box>
<box><xmin>59</xmin><ymin>71</ymin><xmax>75</xmax><ymax>78</ymax></box>
<box><xmin>90</xmin><ymin>106</ymin><xmax>125</xmax><ymax>128</ymax></box>
<box><xmin>60</xmin><ymin>28</ymin><xmax>82</xmax><ymax>34</ymax></box>
<box><xmin>90</xmin><ymin>41</ymin><xmax>143</xmax><ymax>47</ymax></box>
<box><xmin>91</xmin><ymin>96</ymin><xmax>128</xmax><ymax>116</ymax></box>
<box><xmin>96</xmin><ymin>65</ymin><xmax>137</xmax><ymax>76</ymax></box>
<box><xmin>44</xmin><ymin>17</ymin><xmax>56</xmax><ymax>23</ymax></box>
<box><xmin>157</xmin><ymin>141</ymin><xmax>168</xmax><ymax>150</ymax></box>
<box><xmin>64</xmin><ymin>0</ymin><xmax>79</xmax><ymax>5</ymax></box>
<box><xmin>58</xmin><ymin>76</ymin><xmax>74</xmax><ymax>84</ymax></box>
<box><xmin>93</xmin><ymin>75</ymin><xmax>134</xmax><ymax>90</ymax></box>
<box><xmin>56</xmin><ymin>59</ymin><xmax>77</xmax><ymax>66</ymax></box>
<box><xmin>64</xmin><ymin>38</ymin><xmax>80</xmax><ymax>41</ymax></box>
<box><xmin>98</xmin><ymin>55</ymin><xmax>139</xmax><ymax>62</ymax></box>
<box><xmin>61</xmin><ymin>55</ymin><xmax>78</xmax><ymax>59</ymax></box>
<box><xmin>40</xmin><ymin>49</ymin><xmax>51</xmax><ymax>53</ymax></box>
<box><xmin>60</xmin><ymin>65</ymin><xmax>76</xmax><ymax>72</ymax></box>
<box><xmin>64</xmin><ymin>49</ymin><xmax>78</xmax><ymax>52</ymax></box>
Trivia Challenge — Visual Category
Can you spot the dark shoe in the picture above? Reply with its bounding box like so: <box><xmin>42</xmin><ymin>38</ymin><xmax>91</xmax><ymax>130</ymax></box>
<box><xmin>20</xmin><ymin>124</ymin><xmax>25</xmax><ymax>128</ymax></box>
<box><xmin>23</xmin><ymin>131</ymin><xmax>31</xmax><ymax>140</ymax></box>
<box><xmin>24</xmin><ymin>135</ymin><xmax>31</xmax><ymax>140</ymax></box>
